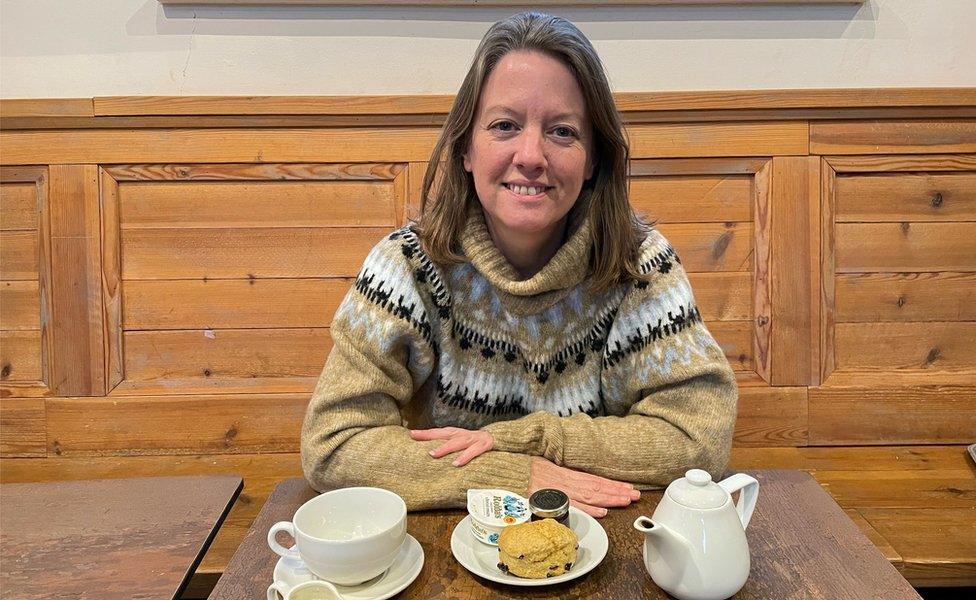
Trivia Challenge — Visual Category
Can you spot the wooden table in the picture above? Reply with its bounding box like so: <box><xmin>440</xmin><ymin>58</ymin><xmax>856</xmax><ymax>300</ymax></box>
<box><xmin>0</xmin><ymin>474</ymin><xmax>242</xmax><ymax>600</ymax></box>
<box><xmin>212</xmin><ymin>470</ymin><xmax>921</xmax><ymax>598</ymax></box>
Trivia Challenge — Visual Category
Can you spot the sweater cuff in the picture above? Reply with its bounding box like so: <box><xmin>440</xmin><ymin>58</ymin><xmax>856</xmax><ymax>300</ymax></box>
<box><xmin>481</xmin><ymin>412</ymin><xmax>552</xmax><ymax>456</ymax></box>
<box><xmin>460</xmin><ymin>451</ymin><xmax>533</xmax><ymax>499</ymax></box>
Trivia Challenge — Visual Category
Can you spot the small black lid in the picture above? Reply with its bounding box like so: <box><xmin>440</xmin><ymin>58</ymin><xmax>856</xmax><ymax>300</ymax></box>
<box><xmin>529</xmin><ymin>488</ymin><xmax>569</xmax><ymax>512</ymax></box>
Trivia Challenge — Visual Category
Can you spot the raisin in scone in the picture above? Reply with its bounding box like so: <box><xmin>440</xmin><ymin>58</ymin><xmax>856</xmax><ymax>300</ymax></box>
<box><xmin>496</xmin><ymin>518</ymin><xmax>579</xmax><ymax>578</ymax></box>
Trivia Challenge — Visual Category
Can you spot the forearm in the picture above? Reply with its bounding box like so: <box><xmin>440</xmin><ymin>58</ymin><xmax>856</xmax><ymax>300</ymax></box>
<box><xmin>484</xmin><ymin>368</ymin><xmax>737</xmax><ymax>488</ymax></box>
<box><xmin>302</xmin><ymin>417</ymin><xmax>531</xmax><ymax>510</ymax></box>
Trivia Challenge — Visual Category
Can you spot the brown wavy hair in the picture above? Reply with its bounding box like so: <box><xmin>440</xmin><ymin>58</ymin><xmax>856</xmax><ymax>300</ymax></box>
<box><xmin>414</xmin><ymin>11</ymin><xmax>652</xmax><ymax>292</ymax></box>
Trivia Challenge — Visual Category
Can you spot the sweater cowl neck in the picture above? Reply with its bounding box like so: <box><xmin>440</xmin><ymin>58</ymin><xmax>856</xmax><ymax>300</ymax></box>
<box><xmin>459</xmin><ymin>202</ymin><xmax>592</xmax><ymax>315</ymax></box>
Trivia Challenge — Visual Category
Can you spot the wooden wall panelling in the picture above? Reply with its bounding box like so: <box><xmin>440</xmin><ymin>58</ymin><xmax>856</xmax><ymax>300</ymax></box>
<box><xmin>0</xmin><ymin>122</ymin><xmax>809</xmax><ymax>166</ymax></box>
<box><xmin>45</xmin><ymin>165</ymin><xmax>105</xmax><ymax>396</ymax></box>
<box><xmin>820</xmin><ymin>159</ymin><xmax>837</xmax><ymax>382</ymax></box>
<box><xmin>810</xmin><ymin>119</ymin><xmax>976</xmax><ymax>155</ymax></box>
<box><xmin>100</xmin><ymin>170</ymin><xmax>124</xmax><ymax>391</ymax></box>
<box><xmin>1</xmin><ymin>166</ymin><xmax>52</xmax><ymax>399</ymax></box>
<box><xmin>733</xmin><ymin>386</ymin><xmax>808</xmax><ymax>447</ymax></box>
<box><xmin>45</xmin><ymin>395</ymin><xmax>308</xmax><ymax>456</ymax></box>
<box><xmin>770</xmin><ymin>156</ymin><xmax>821</xmax><ymax>386</ymax></box>
<box><xmin>752</xmin><ymin>160</ymin><xmax>772</xmax><ymax>383</ymax></box>
<box><xmin>406</xmin><ymin>162</ymin><xmax>426</xmax><ymax>223</ymax></box>
<box><xmin>106</xmin><ymin>163</ymin><xmax>400</xmax><ymax>396</ymax></box>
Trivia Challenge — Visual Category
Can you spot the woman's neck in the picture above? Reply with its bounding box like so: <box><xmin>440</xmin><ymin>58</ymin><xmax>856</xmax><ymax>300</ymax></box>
<box><xmin>484</xmin><ymin>214</ymin><xmax>568</xmax><ymax>279</ymax></box>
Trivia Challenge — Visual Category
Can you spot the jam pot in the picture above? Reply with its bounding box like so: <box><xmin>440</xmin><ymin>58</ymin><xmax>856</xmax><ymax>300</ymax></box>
<box><xmin>528</xmin><ymin>488</ymin><xmax>570</xmax><ymax>525</ymax></box>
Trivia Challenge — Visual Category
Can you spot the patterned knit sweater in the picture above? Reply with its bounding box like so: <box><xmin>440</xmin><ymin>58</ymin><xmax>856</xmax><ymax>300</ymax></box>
<box><xmin>301</xmin><ymin>207</ymin><xmax>737</xmax><ymax>510</ymax></box>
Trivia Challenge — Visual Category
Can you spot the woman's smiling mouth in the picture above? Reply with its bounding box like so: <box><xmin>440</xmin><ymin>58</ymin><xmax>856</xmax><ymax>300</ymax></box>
<box><xmin>503</xmin><ymin>182</ymin><xmax>553</xmax><ymax>198</ymax></box>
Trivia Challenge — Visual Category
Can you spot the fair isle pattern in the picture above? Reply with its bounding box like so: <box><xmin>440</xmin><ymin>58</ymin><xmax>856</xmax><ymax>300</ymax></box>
<box><xmin>342</xmin><ymin>225</ymin><xmax>706</xmax><ymax>426</ymax></box>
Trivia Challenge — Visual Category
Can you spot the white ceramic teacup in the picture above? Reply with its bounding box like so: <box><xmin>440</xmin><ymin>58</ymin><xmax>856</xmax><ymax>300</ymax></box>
<box><xmin>268</xmin><ymin>487</ymin><xmax>407</xmax><ymax>585</ymax></box>
<box><xmin>267</xmin><ymin>580</ymin><xmax>343</xmax><ymax>600</ymax></box>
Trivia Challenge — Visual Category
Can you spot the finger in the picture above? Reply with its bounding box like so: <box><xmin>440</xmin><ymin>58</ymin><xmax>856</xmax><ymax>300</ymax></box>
<box><xmin>428</xmin><ymin>437</ymin><xmax>471</xmax><ymax>459</ymax></box>
<box><xmin>571</xmin><ymin>488</ymin><xmax>634</xmax><ymax>508</ymax></box>
<box><xmin>570</xmin><ymin>499</ymin><xmax>608</xmax><ymax>518</ymax></box>
<box><xmin>452</xmin><ymin>440</ymin><xmax>491</xmax><ymax>467</ymax></box>
<box><xmin>410</xmin><ymin>428</ymin><xmax>456</xmax><ymax>441</ymax></box>
<box><xmin>579</xmin><ymin>473</ymin><xmax>638</xmax><ymax>497</ymax></box>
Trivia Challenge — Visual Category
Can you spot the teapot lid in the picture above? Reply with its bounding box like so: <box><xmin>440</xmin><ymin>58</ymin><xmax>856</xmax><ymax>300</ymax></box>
<box><xmin>666</xmin><ymin>469</ymin><xmax>728</xmax><ymax>509</ymax></box>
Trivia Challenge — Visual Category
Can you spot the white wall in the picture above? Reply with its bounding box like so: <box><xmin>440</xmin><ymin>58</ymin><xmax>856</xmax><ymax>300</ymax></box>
<box><xmin>1</xmin><ymin>0</ymin><xmax>974</xmax><ymax>98</ymax></box>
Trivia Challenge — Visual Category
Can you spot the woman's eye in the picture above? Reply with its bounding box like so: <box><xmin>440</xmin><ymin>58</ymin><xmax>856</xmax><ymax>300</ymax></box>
<box><xmin>553</xmin><ymin>126</ymin><xmax>576</xmax><ymax>138</ymax></box>
<box><xmin>492</xmin><ymin>121</ymin><xmax>516</xmax><ymax>132</ymax></box>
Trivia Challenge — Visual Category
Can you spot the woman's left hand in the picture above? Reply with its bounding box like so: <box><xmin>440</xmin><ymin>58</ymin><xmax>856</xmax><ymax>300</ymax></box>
<box><xmin>410</xmin><ymin>427</ymin><xmax>494</xmax><ymax>467</ymax></box>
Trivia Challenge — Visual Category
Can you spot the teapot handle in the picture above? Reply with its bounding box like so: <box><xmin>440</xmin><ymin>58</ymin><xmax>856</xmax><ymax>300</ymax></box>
<box><xmin>717</xmin><ymin>473</ymin><xmax>759</xmax><ymax>529</ymax></box>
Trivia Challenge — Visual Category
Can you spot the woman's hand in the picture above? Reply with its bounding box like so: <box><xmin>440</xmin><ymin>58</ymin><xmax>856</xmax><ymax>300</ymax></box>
<box><xmin>529</xmin><ymin>456</ymin><xmax>640</xmax><ymax>518</ymax></box>
<box><xmin>410</xmin><ymin>427</ymin><xmax>494</xmax><ymax>467</ymax></box>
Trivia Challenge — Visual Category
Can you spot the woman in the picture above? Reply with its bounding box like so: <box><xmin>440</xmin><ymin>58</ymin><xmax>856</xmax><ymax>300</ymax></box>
<box><xmin>301</xmin><ymin>12</ymin><xmax>737</xmax><ymax>518</ymax></box>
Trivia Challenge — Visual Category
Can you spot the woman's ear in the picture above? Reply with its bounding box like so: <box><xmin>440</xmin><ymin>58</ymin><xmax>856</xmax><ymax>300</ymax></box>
<box><xmin>586</xmin><ymin>154</ymin><xmax>597</xmax><ymax>181</ymax></box>
<box><xmin>463</xmin><ymin>152</ymin><xmax>472</xmax><ymax>173</ymax></box>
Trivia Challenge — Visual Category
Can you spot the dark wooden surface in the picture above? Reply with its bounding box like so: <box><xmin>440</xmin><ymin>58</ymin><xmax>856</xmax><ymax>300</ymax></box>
<box><xmin>211</xmin><ymin>470</ymin><xmax>921</xmax><ymax>599</ymax></box>
<box><xmin>0</xmin><ymin>474</ymin><xmax>242</xmax><ymax>600</ymax></box>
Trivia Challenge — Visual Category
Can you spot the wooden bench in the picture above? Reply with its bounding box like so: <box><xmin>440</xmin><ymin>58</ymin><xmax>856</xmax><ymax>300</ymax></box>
<box><xmin>2</xmin><ymin>90</ymin><xmax>974</xmax><ymax>596</ymax></box>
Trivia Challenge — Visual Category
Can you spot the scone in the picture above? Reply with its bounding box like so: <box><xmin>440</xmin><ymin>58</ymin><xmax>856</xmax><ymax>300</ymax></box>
<box><xmin>496</xmin><ymin>518</ymin><xmax>579</xmax><ymax>578</ymax></box>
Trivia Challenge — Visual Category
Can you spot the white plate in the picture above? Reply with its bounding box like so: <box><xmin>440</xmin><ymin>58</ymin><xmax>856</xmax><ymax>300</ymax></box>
<box><xmin>450</xmin><ymin>507</ymin><xmax>608</xmax><ymax>586</ymax></box>
<box><xmin>271</xmin><ymin>534</ymin><xmax>424</xmax><ymax>600</ymax></box>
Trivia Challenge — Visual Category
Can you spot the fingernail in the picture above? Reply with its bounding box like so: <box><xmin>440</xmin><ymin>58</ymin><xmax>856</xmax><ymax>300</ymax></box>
<box><xmin>601</xmin><ymin>509</ymin><xmax>608</xmax><ymax>517</ymax></box>
<box><xmin>428</xmin><ymin>450</ymin><xmax>436</xmax><ymax>457</ymax></box>
<box><xmin>452</xmin><ymin>460</ymin><xmax>460</xmax><ymax>467</ymax></box>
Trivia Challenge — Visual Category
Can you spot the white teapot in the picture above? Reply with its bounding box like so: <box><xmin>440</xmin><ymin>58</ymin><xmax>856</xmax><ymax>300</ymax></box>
<box><xmin>633</xmin><ymin>469</ymin><xmax>759</xmax><ymax>600</ymax></box>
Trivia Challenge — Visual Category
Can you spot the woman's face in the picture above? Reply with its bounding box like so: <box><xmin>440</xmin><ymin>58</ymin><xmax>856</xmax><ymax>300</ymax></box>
<box><xmin>463</xmin><ymin>50</ymin><xmax>594</xmax><ymax>246</ymax></box>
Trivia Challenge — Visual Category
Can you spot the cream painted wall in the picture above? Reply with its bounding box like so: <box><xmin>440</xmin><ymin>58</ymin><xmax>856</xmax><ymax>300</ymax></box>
<box><xmin>1</xmin><ymin>0</ymin><xmax>973</xmax><ymax>98</ymax></box>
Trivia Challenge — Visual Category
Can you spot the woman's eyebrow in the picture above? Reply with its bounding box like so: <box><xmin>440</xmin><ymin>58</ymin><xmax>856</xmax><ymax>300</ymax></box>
<box><xmin>483</xmin><ymin>105</ymin><xmax>584</xmax><ymax>124</ymax></box>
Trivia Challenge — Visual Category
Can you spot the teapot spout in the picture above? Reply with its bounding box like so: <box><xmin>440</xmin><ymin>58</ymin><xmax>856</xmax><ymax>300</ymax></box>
<box><xmin>633</xmin><ymin>516</ymin><xmax>694</xmax><ymax>554</ymax></box>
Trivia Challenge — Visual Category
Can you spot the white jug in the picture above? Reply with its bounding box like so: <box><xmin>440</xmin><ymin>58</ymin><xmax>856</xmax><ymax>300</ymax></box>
<box><xmin>634</xmin><ymin>469</ymin><xmax>759</xmax><ymax>600</ymax></box>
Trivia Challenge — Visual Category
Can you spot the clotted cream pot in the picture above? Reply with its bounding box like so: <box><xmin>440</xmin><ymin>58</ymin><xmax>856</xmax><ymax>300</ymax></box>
<box><xmin>633</xmin><ymin>469</ymin><xmax>759</xmax><ymax>600</ymax></box>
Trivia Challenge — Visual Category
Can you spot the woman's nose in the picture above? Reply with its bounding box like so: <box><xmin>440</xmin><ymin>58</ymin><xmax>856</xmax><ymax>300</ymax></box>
<box><xmin>514</xmin><ymin>129</ymin><xmax>547</xmax><ymax>170</ymax></box>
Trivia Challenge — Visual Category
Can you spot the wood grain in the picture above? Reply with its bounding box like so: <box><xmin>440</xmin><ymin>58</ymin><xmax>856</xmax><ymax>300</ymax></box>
<box><xmin>0</xmin><ymin>281</ymin><xmax>39</xmax><ymax>329</ymax></box>
<box><xmin>0</xmin><ymin>452</ymin><xmax>303</xmax><ymax>581</ymax></box>
<box><xmin>0</xmin><ymin>231</ymin><xmax>38</xmax><ymax>280</ymax></box>
<box><xmin>824</xmin><ymin>154</ymin><xmax>976</xmax><ymax>173</ymax></box>
<box><xmin>0</xmin><ymin>330</ymin><xmax>42</xmax><ymax>382</ymax></box>
<box><xmin>809</xmin><ymin>387</ymin><xmax>976</xmax><ymax>445</ymax></box>
<box><xmin>858</xmin><ymin>508</ymin><xmax>976</xmax><ymax>587</ymax></box>
<box><xmin>627</xmin><ymin>121</ymin><xmax>808</xmax><ymax>158</ymax></box>
<box><xmin>121</xmin><ymin>328</ymin><xmax>332</xmax><ymax>382</ymax></box>
<box><xmin>210</xmin><ymin>471</ymin><xmax>921</xmax><ymax>599</ymax></box>
<box><xmin>820</xmin><ymin>159</ymin><xmax>837</xmax><ymax>382</ymax></box>
<box><xmin>46</xmin><ymin>165</ymin><xmax>105</xmax><ymax>396</ymax></box>
<box><xmin>0</xmin><ymin>128</ymin><xmax>441</xmax><ymax>165</ymax></box>
<box><xmin>834</xmin><ymin>172</ymin><xmax>976</xmax><ymax>221</ymax></box>
<box><xmin>834</xmin><ymin>322</ymin><xmax>976</xmax><ymax>372</ymax></box>
<box><xmin>751</xmin><ymin>160</ymin><xmax>772</xmax><ymax>383</ymax></box>
<box><xmin>121</xmin><ymin>227</ymin><xmax>388</xmax><ymax>279</ymax></box>
<box><xmin>656</xmin><ymin>222</ymin><xmax>753</xmax><ymax>272</ymax></box>
<box><xmin>89</xmin><ymin>88</ymin><xmax>973</xmax><ymax>118</ymax></box>
<box><xmin>0</xmin><ymin>475</ymin><xmax>241</xmax><ymax>600</ymax></box>
<box><xmin>45</xmin><ymin>394</ymin><xmax>309</xmax><ymax>455</ymax></box>
<box><xmin>835</xmin><ymin>222</ymin><xmax>976</xmax><ymax>272</ymax></box>
<box><xmin>0</xmin><ymin>398</ymin><xmax>45</xmax><ymax>457</ymax></box>
<box><xmin>122</xmin><ymin>279</ymin><xmax>352</xmax><ymax>329</ymax></box>
<box><xmin>119</xmin><ymin>180</ymin><xmax>397</xmax><ymax>229</ymax></box>
<box><xmin>814</xmin><ymin>469</ymin><xmax>976</xmax><ymax>510</ymax></box>
<box><xmin>732</xmin><ymin>386</ymin><xmax>807</xmax><ymax>447</ymax></box>
<box><xmin>844</xmin><ymin>509</ymin><xmax>904</xmax><ymax>573</ymax></box>
<box><xmin>688</xmin><ymin>272</ymin><xmax>752</xmax><ymax>321</ymax></box>
<box><xmin>104</xmin><ymin>162</ymin><xmax>401</xmax><ymax>182</ymax></box>
<box><xmin>770</xmin><ymin>156</ymin><xmax>820</xmax><ymax>386</ymax></box>
<box><xmin>811</xmin><ymin>119</ymin><xmax>976</xmax><ymax>154</ymax></box>
<box><xmin>835</xmin><ymin>272</ymin><xmax>976</xmax><ymax>322</ymax></box>
<box><xmin>730</xmin><ymin>445</ymin><xmax>972</xmax><ymax>472</ymax></box>
<box><xmin>100</xmin><ymin>170</ymin><xmax>124</xmax><ymax>392</ymax></box>
<box><xmin>0</xmin><ymin>183</ymin><xmax>37</xmax><ymax>230</ymax></box>
<box><xmin>708</xmin><ymin>321</ymin><xmax>753</xmax><ymax>372</ymax></box>
<box><xmin>629</xmin><ymin>175</ymin><xmax>752</xmax><ymax>223</ymax></box>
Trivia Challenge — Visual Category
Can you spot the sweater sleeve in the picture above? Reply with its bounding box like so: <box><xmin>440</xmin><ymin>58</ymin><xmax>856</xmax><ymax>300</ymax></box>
<box><xmin>300</xmin><ymin>232</ymin><xmax>531</xmax><ymax>510</ymax></box>
<box><xmin>482</xmin><ymin>230</ymin><xmax>737</xmax><ymax>488</ymax></box>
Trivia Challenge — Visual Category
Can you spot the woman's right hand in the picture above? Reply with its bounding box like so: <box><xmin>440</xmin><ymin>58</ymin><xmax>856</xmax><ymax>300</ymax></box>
<box><xmin>529</xmin><ymin>456</ymin><xmax>641</xmax><ymax>518</ymax></box>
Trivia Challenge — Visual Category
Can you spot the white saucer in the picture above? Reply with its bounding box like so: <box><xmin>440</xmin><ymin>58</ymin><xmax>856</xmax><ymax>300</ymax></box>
<box><xmin>271</xmin><ymin>534</ymin><xmax>424</xmax><ymax>600</ymax></box>
<box><xmin>450</xmin><ymin>508</ymin><xmax>608</xmax><ymax>586</ymax></box>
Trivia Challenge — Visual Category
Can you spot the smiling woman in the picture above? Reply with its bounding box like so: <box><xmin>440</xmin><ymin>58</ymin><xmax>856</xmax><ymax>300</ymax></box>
<box><xmin>300</xmin><ymin>11</ymin><xmax>738</xmax><ymax>519</ymax></box>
